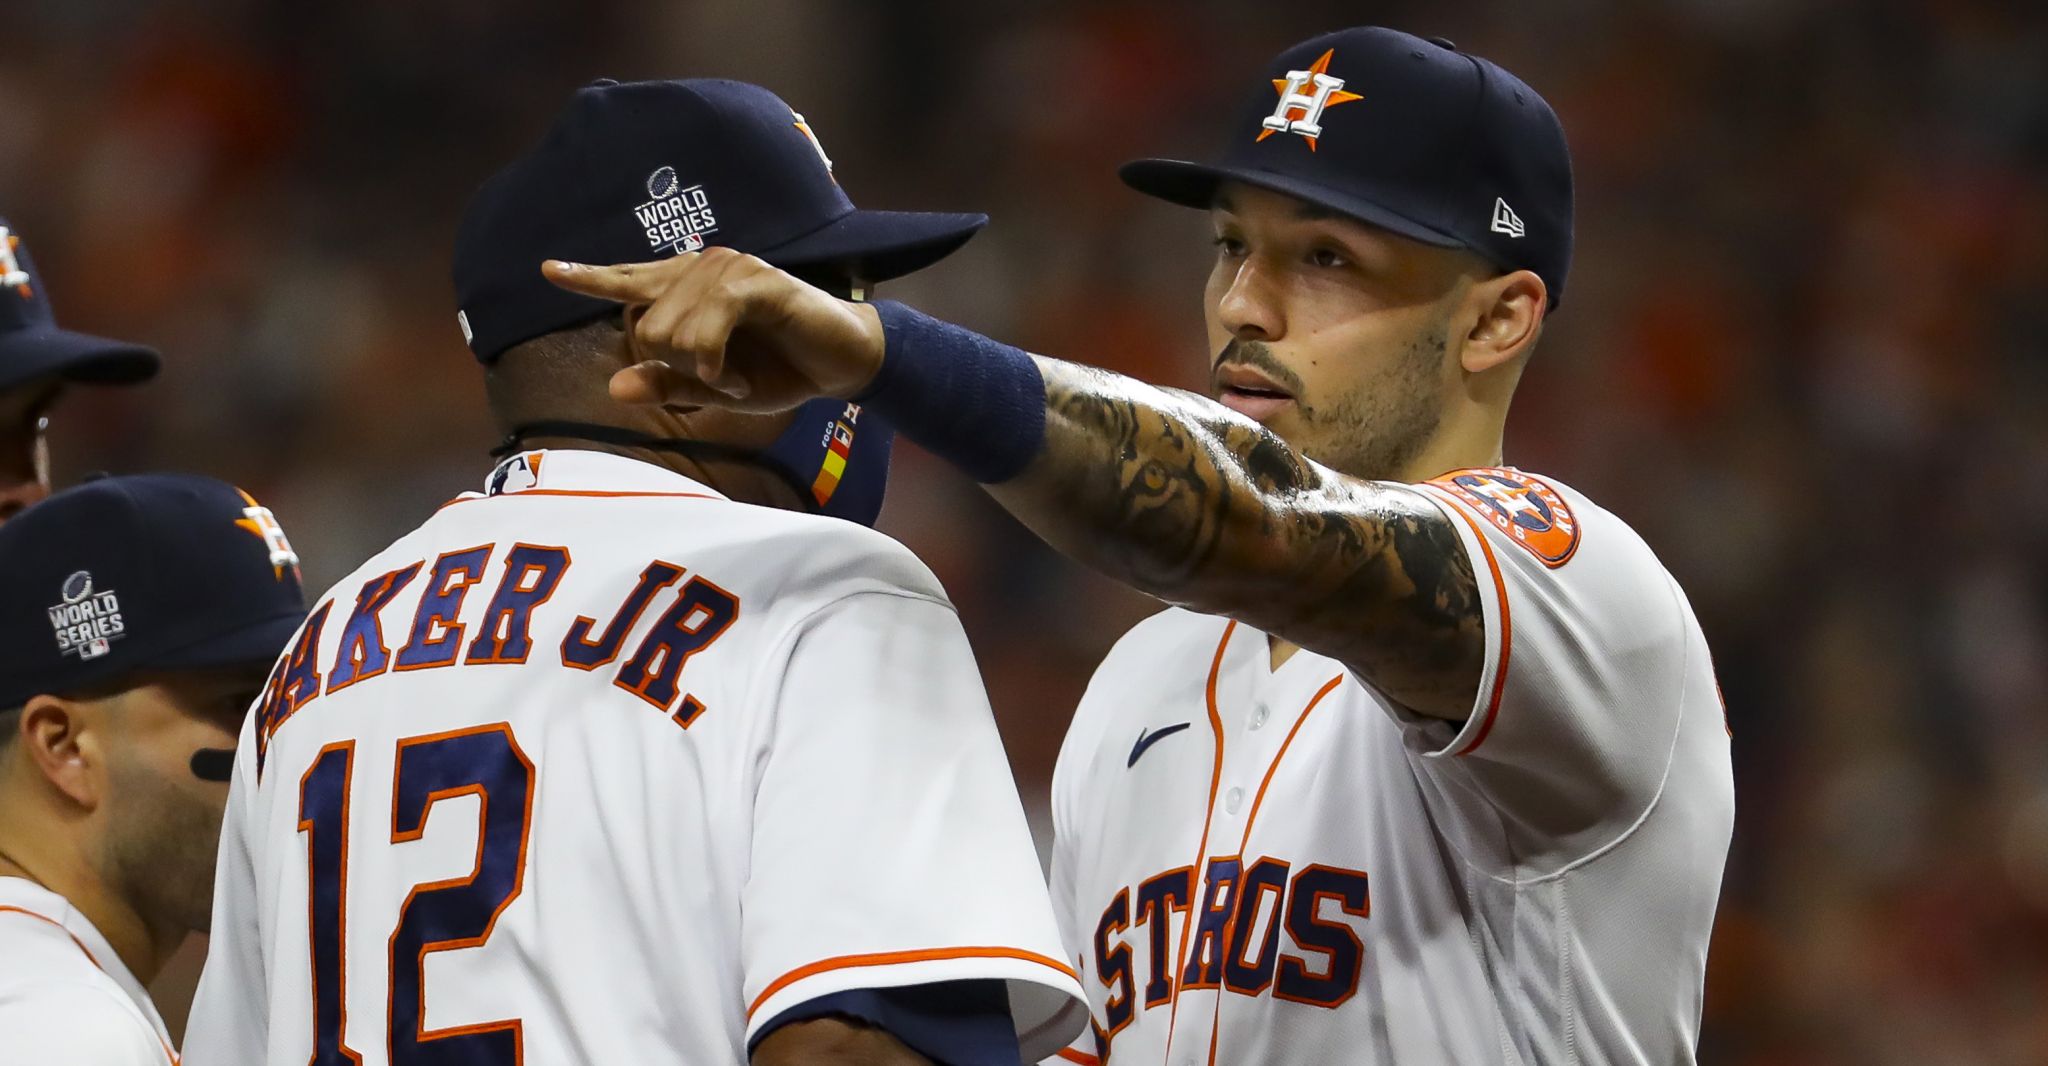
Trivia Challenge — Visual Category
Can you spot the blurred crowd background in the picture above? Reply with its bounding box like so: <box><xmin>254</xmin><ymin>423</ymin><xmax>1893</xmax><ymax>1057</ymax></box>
<box><xmin>7</xmin><ymin>0</ymin><xmax>2047</xmax><ymax>1061</ymax></box>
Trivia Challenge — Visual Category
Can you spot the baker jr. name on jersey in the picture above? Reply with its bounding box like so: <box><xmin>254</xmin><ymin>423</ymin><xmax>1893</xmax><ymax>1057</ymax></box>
<box><xmin>248</xmin><ymin>542</ymin><xmax>733</xmax><ymax>775</ymax></box>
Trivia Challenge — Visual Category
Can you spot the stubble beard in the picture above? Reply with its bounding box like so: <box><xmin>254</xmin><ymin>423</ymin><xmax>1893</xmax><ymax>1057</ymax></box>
<box><xmin>103</xmin><ymin>755</ymin><xmax>224</xmax><ymax>937</ymax></box>
<box><xmin>1297</xmin><ymin>325</ymin><xmax>1449</xmax><ymax>483</ymax></box>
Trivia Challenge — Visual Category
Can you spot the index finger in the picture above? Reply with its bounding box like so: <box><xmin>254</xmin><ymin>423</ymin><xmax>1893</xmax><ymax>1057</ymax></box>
<box><xmin>540</xmin><ymin>257</ymin><xmax>689</xmax><ymax>304</ymax></box>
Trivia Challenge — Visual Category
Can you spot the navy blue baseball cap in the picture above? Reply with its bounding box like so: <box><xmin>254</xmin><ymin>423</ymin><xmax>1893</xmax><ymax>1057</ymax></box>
<box><xmin>1121</xmin><ymin>28</ymin><xmax>1574</xmax><ymax>307</ymax></box>
<box><xmin>0</xmin><ymin>219</ymin><xmax>160</xmax><ymax>391</ymax></box>
<box><xmin>0</xmin><ymin>474</ymin><xmax>307</xmax><ymax>707</ymax></box>
<box><xmin>453</xmin><ymin>78</ymin><xmax>989</xmax><ymax>362</ymax></box>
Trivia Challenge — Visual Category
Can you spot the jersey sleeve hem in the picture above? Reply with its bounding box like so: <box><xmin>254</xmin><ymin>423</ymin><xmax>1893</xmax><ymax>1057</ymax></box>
<box><xmin>743</xmin><ymin>947</ymin><xmax>1086</xmax><ymax>1060</ymax></box>
<box><xmin>1408</xmin><ymin>482</ymin><xmax>1512</xmax><ymax>758</ymax></box>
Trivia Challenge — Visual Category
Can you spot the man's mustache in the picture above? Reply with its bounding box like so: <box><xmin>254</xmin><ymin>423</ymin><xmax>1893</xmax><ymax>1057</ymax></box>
<box><xmin>1213</xmin><ymin>339</ymin><xmax>1306</xmax><ymax>396</ymax></box>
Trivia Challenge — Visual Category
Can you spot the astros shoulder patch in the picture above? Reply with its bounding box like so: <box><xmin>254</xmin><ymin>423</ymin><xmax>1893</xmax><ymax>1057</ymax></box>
<box><xmin>1428</xmin><ymin>467</ymin><xmax>1582</xmax><ymax>568</ymax></box>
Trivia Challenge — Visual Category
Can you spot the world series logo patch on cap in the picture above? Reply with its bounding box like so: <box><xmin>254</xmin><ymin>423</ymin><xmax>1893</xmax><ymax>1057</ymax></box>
<box><xmin>635</xmin><ymin>166</ymin><xmax>720</xmax><ymax>254</ymax></box>
<box><xmin>47</xmin><ymin>570</ymin><xmax>126</xmax><ymax>661</ymax></box>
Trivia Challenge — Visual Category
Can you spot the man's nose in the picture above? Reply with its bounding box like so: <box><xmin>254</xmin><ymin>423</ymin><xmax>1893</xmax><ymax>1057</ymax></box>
<box><xmin>1217</xmin><ymin>260</ymin><xmax>1285</xmax><ymax>342</ymax></box>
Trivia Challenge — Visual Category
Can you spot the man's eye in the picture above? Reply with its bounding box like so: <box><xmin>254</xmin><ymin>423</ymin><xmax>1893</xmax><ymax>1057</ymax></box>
<box><xmin>1211</xmin><ymin>236</ymin><xmax>1246</xmax><ymax>258</ymax></box>
<box><xmin>1309</xmin><ymin>247</ymin><xmax>1349</xmax><ymax>268</ymax></box>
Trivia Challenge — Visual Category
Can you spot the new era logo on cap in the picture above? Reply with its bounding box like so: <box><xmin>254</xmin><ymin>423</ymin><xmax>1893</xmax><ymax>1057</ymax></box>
<box><xmin>1491</xmin><ymin>197</ymin><xmax>1525</xmax><ymax>238</ymax></box>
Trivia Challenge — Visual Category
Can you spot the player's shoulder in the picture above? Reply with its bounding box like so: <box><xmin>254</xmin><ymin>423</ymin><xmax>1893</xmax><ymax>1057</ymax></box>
<box><xmin>0</xmin><ymin>979</ymin><xmax>166</xmax><ymax>1063</ymax></box>
<box><xmin>352</xmin><ymin>488</ymin><xmax>949</xmax><ymax>609</ymax></box>
<box><xmin>741</xmin><ymin>505</ymin><xmax>947</xmax><ymax>602</ymax></box>
<box><xmin>0</xmin><ymin>917</ymin><xmax>157</xmax><ymax>1046</ymax></box>
<box><xmin>0</xmin><ymin>906</ymin><xmax>97</xmax><ymax>977</ymax></box>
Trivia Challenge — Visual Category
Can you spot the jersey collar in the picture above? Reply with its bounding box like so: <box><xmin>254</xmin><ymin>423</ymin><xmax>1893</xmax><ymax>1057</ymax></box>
<box><xmin>481</xmin><ymin>448</ymin><xmax>731</xmax><ymax>501</ymax></box>
<box><xmin>0</xmin><ymin>876</ymin><xmax>175</xmax><ymax>1050</ymax></box>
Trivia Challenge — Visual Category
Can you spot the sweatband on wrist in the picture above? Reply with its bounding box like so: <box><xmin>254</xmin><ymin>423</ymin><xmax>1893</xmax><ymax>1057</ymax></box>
<box><xmin>858</xmin><ymin>301</ymin><xmax>1047</xmax><ymax>484</ymax></box>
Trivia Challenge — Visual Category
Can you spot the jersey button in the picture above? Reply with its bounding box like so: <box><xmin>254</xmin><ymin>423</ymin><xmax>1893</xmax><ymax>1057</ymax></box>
<box><xmin>1250</xmin><ymin>702</ymin><xmax>1269</xmax><ymax>729</ymax></box>
<box><xmin>1225</xmin><ymin>786</ymin><xmax>1244</xmax><ymax>814</ymax></box>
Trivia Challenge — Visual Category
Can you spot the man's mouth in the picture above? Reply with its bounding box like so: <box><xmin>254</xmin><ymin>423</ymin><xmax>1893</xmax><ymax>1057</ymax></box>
<box><xmin>1214</xmin><ymin>364</ymin><xmax>1296</xmax><ymax>422</ymax></box>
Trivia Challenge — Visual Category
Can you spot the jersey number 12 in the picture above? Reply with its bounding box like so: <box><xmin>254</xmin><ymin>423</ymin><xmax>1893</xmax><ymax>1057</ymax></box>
<box><xmin>297</xmin><ymin>723</ymin><xmax>535</xmax><ymax>1065</ymax></box>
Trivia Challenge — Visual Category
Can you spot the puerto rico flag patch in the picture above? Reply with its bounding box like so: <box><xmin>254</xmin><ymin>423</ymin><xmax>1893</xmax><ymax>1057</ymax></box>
<box><xmin>1429</xmin><ymin>467</ymin><xmax>1581</xmax><ymax>567</ymax></box>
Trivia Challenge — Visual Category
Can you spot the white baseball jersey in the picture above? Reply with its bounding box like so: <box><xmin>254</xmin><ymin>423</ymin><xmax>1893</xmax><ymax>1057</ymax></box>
<box><xmin>0</xmin><ymin>876</ymin><xmax>179</xmax><ymax>1065</ymax></box>
<box><xmin>186</xmin><ymin>448</ymin><xmax>1086</xmax><ymax>1065</ymax></box>
<box><xmin>1044</xmin><ymin>468</ymin><xmax>1734</xmax><ymax>1065</ymax></box>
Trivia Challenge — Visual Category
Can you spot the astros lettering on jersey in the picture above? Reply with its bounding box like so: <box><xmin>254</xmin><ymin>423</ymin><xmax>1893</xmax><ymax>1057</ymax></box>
<box><xmin>1045</xmin><ymin>469</ymin><xmax>1734</xmax><ymax>1065</ymax></box>
<box><xmin>184</xmin><ymin>449</ymin><xmax>1088</xmax><ymax>1064</ymax></box>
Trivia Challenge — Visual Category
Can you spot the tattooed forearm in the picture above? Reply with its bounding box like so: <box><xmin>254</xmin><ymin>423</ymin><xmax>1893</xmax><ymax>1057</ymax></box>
<box><xmin>986</xmin><ymin>358</ymin><xmax>1484</xmax><ymax>720</ymax></box>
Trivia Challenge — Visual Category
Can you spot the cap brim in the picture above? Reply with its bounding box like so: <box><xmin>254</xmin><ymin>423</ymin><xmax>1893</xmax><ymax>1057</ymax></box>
<box><xmin>0</xmin><ymin>327</ymin><xmax>161</xmax><ymax>391</ymax></box>
<box><xmin>148</xmin><ymin>609</ymin><xmax>307</xmax><ymax>674</ymax></box>
<box><xmin>758</xmin><ymin>209</ymin><xmax>989</xmax><ymax>283</ymax></box>
<box><xmin>1119</xmin><ymin>158</ymin><xmax>1469</xmax><ymax>251</ymax></box>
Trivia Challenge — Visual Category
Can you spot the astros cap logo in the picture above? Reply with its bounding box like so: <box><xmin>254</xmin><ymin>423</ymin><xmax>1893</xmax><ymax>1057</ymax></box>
<box><xmin>1258</xmin><ymin>49</ymin><xmax>1363</xmax><ymax>150</ymax></box>
<box><xmin>792</xmin><ymin>110</ymin><xmax>834</xmax><ymax>176</ymax></box>
<box><xmin>234</xmin><ymin>489</ymin><xmax>301</xmax><ymax>580</ymax></box>
<box><xmin>0</xmin><ymin>227</ymin><xmax>31</xmax><ymax>298</ymax></box>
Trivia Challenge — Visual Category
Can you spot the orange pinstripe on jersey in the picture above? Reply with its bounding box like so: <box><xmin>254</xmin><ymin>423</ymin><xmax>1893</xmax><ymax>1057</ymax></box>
<box><xmin>1159</xmin><ymin>620</ymin><xmax>1236</xmax><ymax>1063</ymax></box>
<box><xmin>1054</xmin><ymin>1047</ymin><xmax>1100</xmax><ymax>1064</ymax></box>
<box><xmin>0</xmin><ymin>905</ymin><xmax>98</xmax><ymax>965</ymax></box>
<box><xmin>1438</xmin><ymin>501</ymin><xmax>1512</xmax><ymax>756</ymax></box>
<box><xmin>1203</xmin><ymin>671</ymin><xmax>1345</xmax><ymax>1065</ymax></box>
<box><xmin>745</xmin><ymin>946</ymin><xmax>1079</xmax><ymax>1020</ymax></box>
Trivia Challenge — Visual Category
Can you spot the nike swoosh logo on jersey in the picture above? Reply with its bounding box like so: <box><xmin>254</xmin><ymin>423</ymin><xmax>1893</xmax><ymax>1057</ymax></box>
<box><xmin>1128</xmin><ymin>722</ymin><xmax>1192</xmax><ymax>768</ymax></box>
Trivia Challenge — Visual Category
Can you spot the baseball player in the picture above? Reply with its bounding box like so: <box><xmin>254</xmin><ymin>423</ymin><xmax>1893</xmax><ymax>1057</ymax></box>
<box><xmin>0</xmin><ymin>474</ymin><xmax>307</xmax><ymax>1064</ymax></box>
<box><xmin>184</xmin><ymin>79</ymin><xmax>1086</xmax><ymax>1066</ymax></box>
<box><xmin>548</xmin><ymin>28</ymin><xmax>1736</xmax><ymax>1065</ymax></box>
<box><xmin>0</xmin><ymin>217</ymin><xmax>160</xmax><ymax>525</ymax></box>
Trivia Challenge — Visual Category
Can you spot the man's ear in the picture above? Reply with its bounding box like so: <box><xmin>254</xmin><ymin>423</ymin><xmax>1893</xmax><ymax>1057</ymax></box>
<box><xmin>1460</xmin><ymin>269</ymin><xmax>1546</xmax><ymax>375</ymax></box>
<box><xmin>17</xmin><ymin>694</ymin><xmax>105</xmax><ymax>810</ymax></box>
